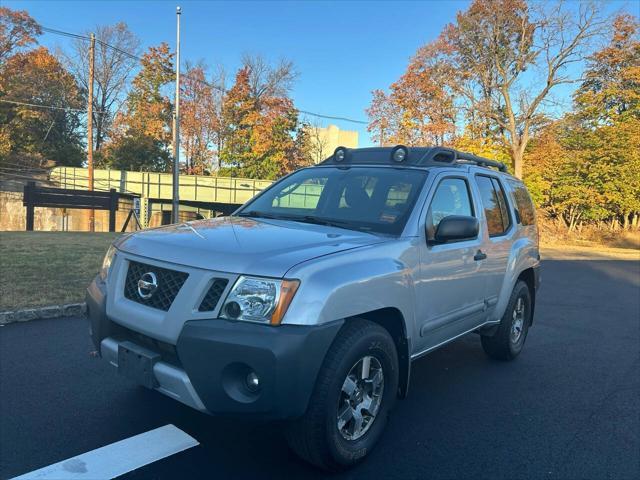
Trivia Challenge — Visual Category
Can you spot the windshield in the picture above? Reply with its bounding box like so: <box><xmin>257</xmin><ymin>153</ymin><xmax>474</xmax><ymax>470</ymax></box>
<box><xmin>236</xmin><ymin>166</ymin><xmax>428</xmax><ymax>235</ymax></box>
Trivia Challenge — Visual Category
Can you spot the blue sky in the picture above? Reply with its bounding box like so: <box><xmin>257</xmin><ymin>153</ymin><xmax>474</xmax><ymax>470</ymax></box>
<box><xmin>6</xmin><ymin>0</ymin><xmax>636</xmax><ymax>146</ymax></box>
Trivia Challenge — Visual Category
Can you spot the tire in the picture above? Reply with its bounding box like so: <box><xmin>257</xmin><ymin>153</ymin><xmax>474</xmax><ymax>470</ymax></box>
<box><xmin>481</xmin><ymin>280</ymin><xmax>532</xmax><ymax>361</ymax></box>
<box><xmin>285</xmin><ymin>318</ymin><xmax>399</xmax><ymax>471</ymax></box>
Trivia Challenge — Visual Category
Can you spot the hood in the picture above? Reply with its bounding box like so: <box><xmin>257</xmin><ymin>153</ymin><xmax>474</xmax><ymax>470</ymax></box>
<box><xmin>116</xmin><ymin>216</ymin><xmax>388</xmax><ymax>278</ymax></box>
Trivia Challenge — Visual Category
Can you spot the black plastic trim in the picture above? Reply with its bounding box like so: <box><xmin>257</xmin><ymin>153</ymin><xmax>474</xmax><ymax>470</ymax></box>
<box><xmin>176</xmin><ymin>318</ymin><xmax>344</xmax><ymax>419</ymax></box>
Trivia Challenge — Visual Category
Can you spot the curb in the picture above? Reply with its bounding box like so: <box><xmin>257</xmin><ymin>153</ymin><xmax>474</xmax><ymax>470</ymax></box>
<box><xmin>0</xmin><ymin>302</ymin><xmax>86</xmax><ymax>325</ymax></box>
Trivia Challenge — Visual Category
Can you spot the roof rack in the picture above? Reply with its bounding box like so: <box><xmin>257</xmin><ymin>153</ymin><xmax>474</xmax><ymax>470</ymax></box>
<box><xmin>320</xmin><ymin>146</ymin><xmax>508</xmax><ymax>173</ymax></box>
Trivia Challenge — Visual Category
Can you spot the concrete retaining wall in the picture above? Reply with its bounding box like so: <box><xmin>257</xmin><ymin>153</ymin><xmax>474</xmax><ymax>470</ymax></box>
<box><xmin>0</xmin><ymin>190</ymin><xmax>136</xmax><ymax>232</ymax></box>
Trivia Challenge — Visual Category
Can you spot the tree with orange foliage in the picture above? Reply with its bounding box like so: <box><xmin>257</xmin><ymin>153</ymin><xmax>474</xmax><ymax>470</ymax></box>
<box><xmin>366</xmin><ymin>43</ymin><xmax>456</xmax><ymax>147</ymax></box>
<box><xmin>180</xmin><ymin>62</ymin><xmax>218</xmax><ymax>174</ymax></box>
<box><xmin>0</xmin><ymin>46</ymin><xmax>84</xmax><ymax>167</ymax></box>
<box><xmin>0</xmin><ymin>6</ymin><xmax>41</xmax><ymax>64</ymax></box>
<box><xmin>104</xmin><ymin>43</ymin><xmax>174</xmax><ymax>172</ymax></box>
<box><xmin>123</xmin><ymin>42</ymin><xmax>174</xmax><ymax>145</ymax></box>
<box><xmin>369</xmin><ymin>0</ymin><xmax>608</xmax><ymax>178</ymax></box>
<box><xmin>219</xmin><ymin>59</ymin><xmax>309</xmax><ymax>180</ymax></box>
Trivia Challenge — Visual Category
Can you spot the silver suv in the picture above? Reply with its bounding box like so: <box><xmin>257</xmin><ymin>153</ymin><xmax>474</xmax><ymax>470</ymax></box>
<box><xmin>87</xmin><ymin>146</ymin><xmax>540</xmax><ymax>471</ymax></box>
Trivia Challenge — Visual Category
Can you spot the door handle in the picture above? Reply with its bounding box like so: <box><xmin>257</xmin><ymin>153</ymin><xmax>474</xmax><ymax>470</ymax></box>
<box><xmin>474</xmin><ymin>250</ymin><xmax>487</xmax><ymax>261</ymax></box>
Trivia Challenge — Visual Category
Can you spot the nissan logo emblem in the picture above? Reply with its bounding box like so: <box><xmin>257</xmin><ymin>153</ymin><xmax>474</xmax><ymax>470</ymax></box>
<box><xmin>137</xmin><ymin>272</ymin><xmax>158</xmax><ymax>299</ymax></box>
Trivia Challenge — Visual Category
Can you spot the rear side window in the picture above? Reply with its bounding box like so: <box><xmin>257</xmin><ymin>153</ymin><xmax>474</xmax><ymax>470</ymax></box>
<box><xmin>475</xmin><ymin>176</ymin><xmax>511</xmax><ymax>236</ymax></box>
<box><xmin>509</xmin><ymin>181</ymin><xmax>536</xmax><ymax>226</ymax></box>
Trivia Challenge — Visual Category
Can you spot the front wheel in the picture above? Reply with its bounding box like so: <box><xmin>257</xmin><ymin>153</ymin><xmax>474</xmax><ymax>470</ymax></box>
<box><xmin>285</xmin><ymin>319</ymin><xmax>398</xmax><ymax>471</ymax></box>
<box><xmin>481</xmin><ymin>280</ymin><xmax>532</xmax><ymax>361</ymax></box>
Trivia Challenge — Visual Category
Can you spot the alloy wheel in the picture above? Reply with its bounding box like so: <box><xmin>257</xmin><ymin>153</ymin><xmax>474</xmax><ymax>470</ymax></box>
<box><xmin>336</xmin><ymin>355</ymin><xmax>384</xmax><ymax>441</ymax></box>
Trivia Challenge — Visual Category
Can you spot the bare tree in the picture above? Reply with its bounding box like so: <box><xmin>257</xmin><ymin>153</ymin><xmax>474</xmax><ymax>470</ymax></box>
<box><xmin>306</xmin><ymin>120</ymin><xmax>330</xmax><ymax>164</ymax></box>
<box><xmin>63</xmin><ymin>22</ymin><xmax>140</xmax><ymax>151</ymax></box>
<box><xmin>241</xmin><ymin>53</ymin><xmax>297</xmax><ymax>104</ymax></box>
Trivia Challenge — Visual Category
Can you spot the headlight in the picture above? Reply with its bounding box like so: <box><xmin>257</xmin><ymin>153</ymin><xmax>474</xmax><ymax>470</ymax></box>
<box><xmin>99</xmin><ymin>245</ymin><xmax>116</xmax><ymax>281</ymax></box>
<box><xmin>221</xmin><ymin>276</ymin><xmax>300</xmax><ymax>325</ymax></box>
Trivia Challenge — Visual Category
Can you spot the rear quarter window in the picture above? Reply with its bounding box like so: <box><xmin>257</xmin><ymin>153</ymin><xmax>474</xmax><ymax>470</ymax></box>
<box><xmin>475</xmin><ymin>175</ymin><xmax>511</xmax><ymax>236</ymax></box>
<box><xmin>508</xmin><ymin>181</ymin><xmax>536</xmax><ymax>226</ymax></box>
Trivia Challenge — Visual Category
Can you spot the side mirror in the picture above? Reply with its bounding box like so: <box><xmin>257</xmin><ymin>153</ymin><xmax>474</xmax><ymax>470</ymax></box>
<box><xmin>432</xmin><ymin>215</ymin><xmax>479</xmax><ymax>244</ymax></box>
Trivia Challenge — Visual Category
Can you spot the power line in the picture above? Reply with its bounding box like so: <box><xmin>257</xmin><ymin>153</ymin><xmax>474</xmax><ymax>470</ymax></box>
<box><xmin>41</xmin><ymin>26</ymin><xmax>89</xmax><ymax>41</ymax></box>
<box><xmin>40</xmin><ymin>24</ymin><xmax>370</xmax><ymax>126</ymax></box>
<box><xmin>0</xmin><ymin>99</ymin><xmax>105</xmax><ymax>113</ymax></box>
<box><xmin>298</xmin><ymin>110</ymin><xmax>368</xmax><ymax>125</ymax></box>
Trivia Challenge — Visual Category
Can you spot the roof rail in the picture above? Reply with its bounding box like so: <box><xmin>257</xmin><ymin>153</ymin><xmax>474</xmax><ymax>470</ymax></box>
<box><xmin>454</xmin><ymin>151</ymin><xmax>508</xmax><ymax>173</ymax></box>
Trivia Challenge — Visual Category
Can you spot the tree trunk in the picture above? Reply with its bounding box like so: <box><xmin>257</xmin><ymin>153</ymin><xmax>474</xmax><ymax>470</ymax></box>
<box><xmin>511</xmin><ymin>141</ymin><xmax>526</xmax><ymax>179</ymax></box>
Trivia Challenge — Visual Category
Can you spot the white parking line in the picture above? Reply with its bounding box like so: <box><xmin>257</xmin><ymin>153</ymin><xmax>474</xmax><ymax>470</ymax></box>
<box><xmin>11</xmin><ymin>424</ymin><xmax>199</xmax><ymax>480</ymax></box>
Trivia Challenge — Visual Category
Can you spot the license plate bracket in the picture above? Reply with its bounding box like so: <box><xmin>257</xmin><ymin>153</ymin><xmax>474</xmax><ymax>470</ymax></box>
<box><xmin>118</xmin><ymin>341</ymin><xmax>160</xmax><ymax>389</ymax></box>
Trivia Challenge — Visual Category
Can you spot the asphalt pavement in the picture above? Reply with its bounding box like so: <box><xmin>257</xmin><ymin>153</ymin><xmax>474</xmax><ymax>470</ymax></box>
<box><xmin>1</xmin><ymin>255</ymin><xmax>639</xmax><ymax>479</ymax></box>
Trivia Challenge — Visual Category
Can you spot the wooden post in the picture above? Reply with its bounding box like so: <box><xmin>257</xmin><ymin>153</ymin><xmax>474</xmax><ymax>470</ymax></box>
<box><xmin>108</xmin><ymin>188</ymin><xmax>117</xmax><ymax>232</ymax></box>
<box><xmin>24</xmin><ymin>181</ymin><xmax>35</xmax><ymax>231</ymax></box>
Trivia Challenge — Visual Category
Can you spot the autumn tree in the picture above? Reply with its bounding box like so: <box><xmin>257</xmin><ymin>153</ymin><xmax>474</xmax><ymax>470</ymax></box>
<box><xmin>0</xmin><ymin>47</ymin><xmax>84</xmax><ymax>167</ymax></box>
<box><xmin>447</xmin><ymin>0</ymin><xmax>609</xmax><ymax>177</ymax></box>
<box><xmin>366</xmin><ymin>43</ymin><xmax>456</xmax><ymax>147</ymax></box>
<box><xmin>218</xmin><ymin>67</ymin><xmax>253</xmax><ymax>173</ymax></box>
<box><xmin>180</xmin><ymin>62</ymin><xmax>218</xmax><ymax>173</ymax></box>
<box><xmin>525</xmin><ymin>15</ymin><xmax>640</xmax><ymax>230</ymax></box>
<box><xmin>0</xmin><ymin>7</ymin><xmax>41</xmax><ymax>64</ymax></box>
<box><xmin>370</xmin><ymin>0</ymin><xmax>609</xmax><ymax>178</ymax></box>
<box><xmin>525</xmin><ymin>121</ymin><xmax>600</xmax><ymax>230</ymax></box>
<box><xmin>569</xmin><ymin>14</ymin><xmax>640</xmax><ymax>229</ymax></box>
<box><xmin>64</xmin><ymin>22</ymin><xmax>141</xmax><ymax>151</ymax></box>
<box><xmin>219</xmin><ymin>61</ymin><xmax>308</xmax><ymax>179</ymax></box>
<box><xmin>104</xmin><ymin>43</ymin><xmax>174</xmax><ymax>171</ymax></box>
<box><xmin>366</xmin><ymin>90</ymin><xmax>398</xmax><ymax>146</ymax></box>
<box><xmin>123</xmin><ymin>42</ymin><xmax>174</xmax><ymax>144</ymax></box>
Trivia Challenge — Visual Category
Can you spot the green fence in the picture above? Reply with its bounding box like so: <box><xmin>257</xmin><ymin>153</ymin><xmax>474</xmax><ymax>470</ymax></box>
<box><xmin>50</xmin><ymin>167</ymin><xmax>274</xmax><ymax>205</ymax></box>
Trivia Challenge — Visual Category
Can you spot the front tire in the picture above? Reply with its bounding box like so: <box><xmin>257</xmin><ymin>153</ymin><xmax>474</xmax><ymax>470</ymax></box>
<box><xmin>285</xmin><ymin>318</ymin><xmax>398</xmax><ymax>471</ymax></box>
<box><xmin>481</xmin><ymin>280</ymin><xmax>532</xmax><ymax>361</ymax></box>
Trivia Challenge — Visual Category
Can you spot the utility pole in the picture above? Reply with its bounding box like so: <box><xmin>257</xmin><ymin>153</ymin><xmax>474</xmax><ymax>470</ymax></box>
<box><xmin>172</xmin><ymin>6</ymin><xmax>181</xmax><ymax>224</ymax></box>
<box><xmin>88</xmin><ymin>32</ymin><xmax>95</xmax><ymax>231</ymax></box>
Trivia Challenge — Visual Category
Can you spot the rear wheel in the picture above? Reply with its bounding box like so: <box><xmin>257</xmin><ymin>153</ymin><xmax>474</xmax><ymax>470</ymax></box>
<box><xmin>285</xmin><ymin>319</ymin><xmax>398</xmax><ymax>471</ymax></box>
<box><xmin>481</xmin><ymin>280</ymin><xmax>532</xmax><ymax>361</ymax></box>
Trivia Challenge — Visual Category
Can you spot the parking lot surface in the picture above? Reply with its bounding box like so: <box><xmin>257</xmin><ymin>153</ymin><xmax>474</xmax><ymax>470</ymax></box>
<box><xmin>1</xmin><ymin>254</ymin><xmax>639</xmax><ymax>479</ymax></box>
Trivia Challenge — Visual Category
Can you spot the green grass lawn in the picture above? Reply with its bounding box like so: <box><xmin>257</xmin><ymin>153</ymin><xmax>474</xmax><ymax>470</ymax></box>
<box><xmin>0</xmin><ymin>232</ymin><xmax>120</xmax><ymax>310</ymax></box>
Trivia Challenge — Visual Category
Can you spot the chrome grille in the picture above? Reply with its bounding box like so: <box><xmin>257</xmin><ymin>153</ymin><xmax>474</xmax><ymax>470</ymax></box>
<box><xmin>124</xmin><ymin>261</ymin><xmax>188</xmax><ymax>311</ymax></box>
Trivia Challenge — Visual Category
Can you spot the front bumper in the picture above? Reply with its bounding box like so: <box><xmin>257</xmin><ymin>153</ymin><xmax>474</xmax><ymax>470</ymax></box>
<box><xmin>86</xmin><ymin>276</ymin><xmax>343</xmax><ymax>419</ymax></box>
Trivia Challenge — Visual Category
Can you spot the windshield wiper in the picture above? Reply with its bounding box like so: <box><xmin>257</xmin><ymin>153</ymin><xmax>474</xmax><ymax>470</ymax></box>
<box><xmin>296</xmin><ymin>215</ymin><xmax>361</xmax><ymax>230</ymax></box>
<box><xmin>238</xmin><ymin>212</ymin><xmax>369</xmax><ymax>232</ymax></box>
<box><xmin>236</xmin><ymin>210</ymin><xmax>281</xmax><ymax>219</ymax></box>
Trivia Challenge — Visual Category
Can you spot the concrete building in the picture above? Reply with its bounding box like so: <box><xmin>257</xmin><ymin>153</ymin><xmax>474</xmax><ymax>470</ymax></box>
<box><xmin>306</xmin><ymin>124</ymin><xmax>359</xmax><ymax>163</ymax></box>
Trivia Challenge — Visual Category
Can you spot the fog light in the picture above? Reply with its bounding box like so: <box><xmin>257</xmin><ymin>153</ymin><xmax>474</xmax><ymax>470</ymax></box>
<box><xmin>246</xmin><ymin>371</ymin><xmax>260</xmax><ymax>392</ymax></box>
